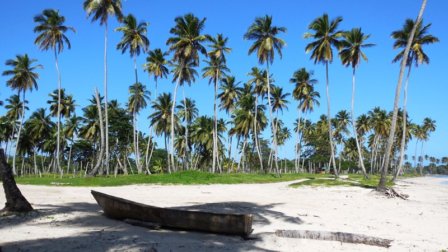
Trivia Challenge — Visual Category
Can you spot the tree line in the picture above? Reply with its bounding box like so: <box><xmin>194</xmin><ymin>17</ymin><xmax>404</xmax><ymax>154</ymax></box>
<box><xmin>0</xmin><ymin>0</ymin><xmax>440</xmax><ymax>187</ymax></box>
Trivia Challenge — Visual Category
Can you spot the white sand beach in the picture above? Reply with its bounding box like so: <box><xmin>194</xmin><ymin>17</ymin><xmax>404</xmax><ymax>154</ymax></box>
<box><xmin>1</xmin><ymin>176</ymin><xmax>448</xmax><ymax>251</ymax></box>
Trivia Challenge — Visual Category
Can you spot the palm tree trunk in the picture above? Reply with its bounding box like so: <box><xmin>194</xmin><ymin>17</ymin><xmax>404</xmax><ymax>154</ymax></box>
<box><xmin>325</xmin><ymin>62</ymin><xmax>338</xmax><ymax>177</ymax></box>
<box><xmin>90</xmin><ymin>88</ymin><xmax>105</xmax><ymax>176</ymax></box>
<box><xmin>164</xmin><ymin>133</ymin><xmax>171</xmax><ymax>173</ymax></box>
<box><xmin>253</xmin><ymin>95</ymin><xmax>264</xmax><ymax>172</ymax></box>
<box><xmin>419</xmin><ymin>141</ymin><xmax>425</xmax><ymax>175</ymax></box>
<box><xmin>237</xmin><ymin>137</ymin><xmax>247</xmax><ymax>172</ymax></box>
<box><xmin>295</xmin><ymin>109</ymin><xmax>302</xmax><ymax>173</ymax></box>
<box><xmin>212</xmin><ymin>76</ymin><xmax>217</xmax><ymax>173</ymax></box>
<box><xmin>67</xmin><ymin>144</ymin><xmax>73</xmax><ymax>175</ymax></box>
<box><xmin>133</xmin><ymin>55</ymin><xmax>142</xmax><ymax>174</ymax></box>
<box><xmin>7</xmin><ymin>124</ymin><xmax>16</xmax><ymax>164</ymax></box>
<box><xmin>182</xmin><ymin>87</ymin><xmax>189</xmax><ymax>171</ymax></box>
<box><xmin>104</xmin><ymin>21</ymin><xmax>110</xmax><ymax>176</ymax></box>
<box><xmin>351</xmin><ymin>67</ymin><xmax>368</xmax><ymax>178</ymax></box>
<box><xmin>380</xmin><ymin>0</ymin><xmax>427</xmax><ymax>190</ymax></box>
<box><xmin>266</xmin><ymin>63</ymin><xmax>279</xmax><ymax>175</ymax></box>
<box><xmin>54</xmin><ymin>48</ymin><xmax>63</xmax><ymax>178</ymax></box>
<box><xmin>13</xmin><ymin>92</ymin><xmax>26</xmax><ymax>176</ymax></box>
<box><xmin>170</xmin><ymin>78</ymin><xmax>180</xmax><ymax>172</ymax></box>
<box><xmin>394</xmin><ymin>65</ymin><xmax>412</xmax><ymax>181</ymax></box>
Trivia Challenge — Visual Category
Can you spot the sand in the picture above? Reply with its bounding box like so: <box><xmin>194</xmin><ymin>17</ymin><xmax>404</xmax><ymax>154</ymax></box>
<box><xmin>1</xmin><ymin>176</ymin><xmax>447</xmax><ymax>251</ymax></box>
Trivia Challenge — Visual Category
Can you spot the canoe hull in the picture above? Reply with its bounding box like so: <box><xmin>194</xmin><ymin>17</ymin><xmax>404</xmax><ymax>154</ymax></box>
<box><xmin>91</xmin><ymin>190</ymin><xmax>253</xmax><ymax>236</ymax></box>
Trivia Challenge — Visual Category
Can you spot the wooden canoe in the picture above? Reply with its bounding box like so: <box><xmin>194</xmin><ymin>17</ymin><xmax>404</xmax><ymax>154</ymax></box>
<box><xmin>91</xmin><ymin>190</ymin><xmax>253</xmax><ymax>236</ymax></box>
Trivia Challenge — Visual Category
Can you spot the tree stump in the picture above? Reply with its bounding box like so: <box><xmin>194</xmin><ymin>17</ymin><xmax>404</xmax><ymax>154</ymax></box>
<box><xmin>0</xmin><ymin>149</ymin><xmax>33</xmax><ymax>213</ymax></box>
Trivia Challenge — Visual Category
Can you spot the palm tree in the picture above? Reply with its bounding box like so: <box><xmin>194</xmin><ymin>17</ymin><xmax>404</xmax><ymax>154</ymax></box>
<box><xmin>2</xmin><ymin>54</ymin><xmax>42</xmax><ymax>174</ymax></box>
<box><xmin>176</xmin><ymin>98</ymin><xmax>199</xmax><ymax>169</ymax></box>
<box><xmin>84</xmin><ymin>0</ymin><xmax>123</xmax><ymax>174</ymax></box>
<box><xmin>380</xmin><ymin>0</ymin><xmax>428</xmax><ymax>190</ymax></box>
<box><xmin>128</xmin><ymin>82</ymin><xmax>150</xmax><ymax>174</ymax></box>
<box><xmin>244</xmin><ymin>15</ymin><xmax>286</xmax><ymax>174</ymax></box>
<box><xmin>116</xmin><ymin>14</ymin><xmax>150</xmax><ymax>85</ymax></box>
<box><xmin>290</xmin><ymin>68</ymin><xmax>318</xmax><ymax>172</ymax></box>
<box><xmin>218</xmin><ymin>76</ymin><xmax>242</xmax><ymax>113</ymax></box>
<box><xmin>4</xmin><ymin>95</ymin><xmax>28</xmax><ymax>163</ymax></box>
<box><xmin>144</xmin><ymin>49</ymin><xmax>169</xmax><ymax>98</ymax></box>
<box><xmin>149</xmin><ymin>93</ymin><xmax>177</xmax><ymax>173</ymax></box>
<box><xmin>304</xmin><ymin>13</ymin><xmax>343</xmax><ymax>177</ymax></box>
<box><xmin>33</xmin><ymin>9</ymin><xmax>74</xmax><ymax>175</ymax></box>
<box><xmin>270</xmin><ymin>86</ymin><xmax>289</xmax><ymax>172</ymax></box>
<box><xmin>166</xmin><ymin>13</ymin><xmax>207</xmax><ymax>170</ymax></box>
<box><xmin>391</xmin><ymin>19</ymin><xmax>438</xmax><ymax>179</ymax></box>
<box><xmin>339</xmin><ymin>28</ymin><xmax>374</xmax><ymax>178</ymax></box>
<box><xmin>47</xmin><ymin>89</ymin><xmax>76</xmax><ymax>118</ymax></box>
<box><xmin>202</xmin><ymin>53</ymin><xmax>230</xmax><ymax>173</ymax></box>
<box><xmin>207</xmin><ymin>34</ymin><xmax>231</xmax><ymax>63</ymax></box>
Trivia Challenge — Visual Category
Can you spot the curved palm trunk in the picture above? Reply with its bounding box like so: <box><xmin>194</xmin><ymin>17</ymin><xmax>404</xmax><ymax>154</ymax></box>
<box><xmin>266</xmin><ymin>63</ymin><xmax>279</xmax><ymax>175</ymax></box>
<box><xmin>212</xmin><ymin>76</ymin><xmax>218</xmax><ymax>173</ymax></box>
<box><xmin>351</xmin><ymin>67</ymin><xmax>368</xmax><ymax>178</ymax></box>
<box><xmin>394</xmin><ymin>65</ymin><xmax>412</xmax><ymax>181</ymax></box>
<box><xmin>90</xmin><ymin>88</ymin><xmax>105</xmax><ymax>176</ymax></box>
<box><xmin>253</xmin><ymin>95</ymin><xmax>264</xmax><ymax>172</ymax></box>
<box><xmin>54</xmin><ymin>48</ymin><xmax>63</xmax><ymax>178</ymax></box>
<box><xmin>13</xmin><ymin>92</ymin><xmax>26</xmax><ymax>176</ymax></box>
<box><xmin>325</xmin><ymin>62</ymin><xmax>338</xmax><ymax>177</ymax></box>
<box><xmin>380</xmin><ymin>0</ymin><xmax>427</xmax><ymax>189</ymax></box>
<box><xmin>104</xmin><ymin>21</ymin><xmax>110</xmax><ymax>176</ymax></box>
<box><xmin>170</xmin><ymin>79</ymin><xmax>180</xmax><ymax>173</ymax></box>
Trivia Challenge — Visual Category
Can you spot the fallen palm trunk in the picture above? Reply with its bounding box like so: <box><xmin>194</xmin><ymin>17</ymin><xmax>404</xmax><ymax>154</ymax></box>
<box><xmin>91</xmin><ymin>190</ymin><xmax>253</xmax><ymax>237</ymax></box>
<box><xmin>275</xmin><ymin>229</ymin><xmax>393</xmax><ymax>248</ymax></box>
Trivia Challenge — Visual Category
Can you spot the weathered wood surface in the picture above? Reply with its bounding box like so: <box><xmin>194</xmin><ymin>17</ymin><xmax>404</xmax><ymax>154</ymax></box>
<box><xmin>0</xmin><ymin>149</ymin><xmax>33</xmax><ymax>213</ymax></box>
<box><xmin>91</xmin><ymin>190</ymin><xmax>253</xmax><ymax>236</ymax></box>
<box><xmin>275</xmin><ymin>229</ymin><xmax>393</xmax><ymax>248</ymax></box>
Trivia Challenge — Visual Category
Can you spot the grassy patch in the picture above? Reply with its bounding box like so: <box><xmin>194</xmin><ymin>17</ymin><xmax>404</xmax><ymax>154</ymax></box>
<box><xmin>290</xmin><ymin>174</ymin><xmax>395</xmax><ymax>188</ymax></box>
<box><xmin>15</xmin><ymin>171</ymin><xmax>330</xmax><ymax>187</ymax></box>
<box><xmin>290</xmin><ymin>178</ymin><xmax>355</xmax><ymax>188</ymax></box>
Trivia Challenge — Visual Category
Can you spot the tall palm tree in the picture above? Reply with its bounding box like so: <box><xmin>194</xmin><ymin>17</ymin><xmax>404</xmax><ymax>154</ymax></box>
<box><xmin>270</xmin><ymin>86</ymin><xmax>289</xmax><ymax>171</ymax></box>
<box><xmin>202</xmin><ymin>54</ymin><xmax>230</xmax><ymax>173</ymax></box>
<box><xmin>149</xmin><ymin>93</ymin><xmax>177</xmax><ymax>173</ymax></box>
<box><xmin>4</xmin><ymin>95</ymin><xmax>28</xmax><ymax>163</ymax></box>
<box><xmin>379</xmin><ymin>0</ymin><xmax>428</xmax><ymax>190</ymax></box>
<box><xmin>247</xmin><ymin>67</ymin><xmax>268</xmax><ymax>171</ymax></box>
<box><xmin>84</xmin><ymin>0</ymin><xmax>123</xmax><ymax>174</ymax></box>
<box><xmin>144</xmin><ymin>49</ymin><xmax>169</xmax><ymax>98</ymax></box>
<box><xmin>116</xmin><ymin>14</ymin><xmax>150</xmax><ymax>85</ymax></box>
<box><xmin>177</xmin><ymin>98</ymin><xmax>199</xmax><ymax>169</ymax></box>
<box><xmin>166</xmin><ymin>13</ymin><xmax>207</xmax><ymax>170</ymax></box>
<box><xmin>2</xmin><ymin>54</ymin><xmax>42</xmax><ymax>174</ymax></box>
<box><xmin>339</xmin><ymin>28</ymin><xmax>374</xmax><ymax>178</ymax></box>
<box><xmin>391</xmin><ymin>19</ymin><xmax>438</xmax><ymax>179</ymax></box>
<box><xmin>304</xmin><ymin>13</ymin><xmax>343</xmax><ymax>177</ymax></box>
<box><xmin>290</xmin><ymin>68</ymin><xmax>318</xmax><ymax>172</ymax></box>
<box><xmin>128</xmin><ymin>82</ymin><xmax>150</xmax><ymax>174</ymax></box>
<box><xmin>34</xmin><ymin>9</ymin><xmax>75</xmax><ymax>174</ymax></box>
<box><xmin>218</xmin><ymin>76</ymin><xmax>242</xmax><ymax>114</ymax></box>
<box><xmin>244</xmin><ymin>15</ymin><xmax>286</xmax><ymax>174</ymax></box>
<box><xmin>47</xmin><ymin>89</ymin><xmax>76</xmax><ymax>119</ymax></box>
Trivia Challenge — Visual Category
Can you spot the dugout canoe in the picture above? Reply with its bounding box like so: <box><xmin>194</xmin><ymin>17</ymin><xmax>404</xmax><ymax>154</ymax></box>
<box><xmin>91</xmin><ymin>190</ymin><xmax>253</xmax><ymax>236</ymax></box>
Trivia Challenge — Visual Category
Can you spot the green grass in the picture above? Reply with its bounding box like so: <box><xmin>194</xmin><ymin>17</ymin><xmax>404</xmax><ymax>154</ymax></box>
<box><xmin>290</xmin><ymin>174</ymin><xmax>395</xmax><ymax>188</ymax></box>
<box><xmin>15</xmin><ymin>171</ymin><xmax>331</xmax><ymax>187</ymax></box>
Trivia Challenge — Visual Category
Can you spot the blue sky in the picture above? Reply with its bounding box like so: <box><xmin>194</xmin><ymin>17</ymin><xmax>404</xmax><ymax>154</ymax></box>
<box><xmin>0</xmin><ymin>0</ymin><xmax>446</xmax><ymax>160</ymax></box>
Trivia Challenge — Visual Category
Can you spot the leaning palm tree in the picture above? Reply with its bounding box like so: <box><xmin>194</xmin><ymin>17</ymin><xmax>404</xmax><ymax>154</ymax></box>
<box><xmin>166</xmin><ymin>13</ymin><xmax>207</xmax><ymax>170</ymax></box>
<box><xmin>304</xmin><ymin>13</ymin><xmax>343</xmax><ymax>177</ymax></box>
<box><xmin>83</xmin><ymin>0</ymin><xmax>123</xmax><ymax>174</ymax></box>
<box><xmin>379</xmin><ymin>0</ymin><xmax>428</xmax><ymax>190</ymax></box>
<box><xmin>128</xmin><ymin>82</ymin><xmax>150</xmax><ymax>174</ymax></box>
<box><xmin>391</xmin><ymin>19</ymin><xmax>438</xmax><ymax>180</ymax></box>
<box><xmin>290</xmin><ymin>68</ymin><xmax>318</xmax><ymax>172</ymax></box>
<box><xmin>33</xmin><ymin>9</ymin><xmax>74</xmax><ymax>174</ymax></box>
<box><xmin>339</xmin><ymin>28</ymin><xmax>374</xmax><ymax>179</ymax></box>
<box><xmin>116</xmin><ymin>14</ymin><xmax>150</xmax><ymax>85</ymax></box>
<box><xmin>2</xmin><ymin>54</ymin><xmax>42</xmax><ymax>175</ymax></box>
<box><xmin>202</xmin><ymin>55</ymin><xmax>229</xmax><ymax>173</ymax></box>
<box><xmin>244</xmin><ymin>15</ymin><xmax>286</xmax><ymax>174</ymax></box>
<box><xmin>4</xmin><ymin>95</ymin><xmax>28</xmax><ymax>163</ymax></box>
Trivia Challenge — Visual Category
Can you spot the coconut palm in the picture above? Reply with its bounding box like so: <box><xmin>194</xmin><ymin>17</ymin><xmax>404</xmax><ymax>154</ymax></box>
<box><xmin>304</xmin><ymin>13</ymin><xmax>343</xmax><ymax>177</ymax></box>
<box><xmin>202</xmin><ymin>54</ymin><xmax>230</xmax><ymax>173</ymax></box>
<box><xmin>339</xmin><ymin>27</ymin><xmax>374</xmax><ymax>178</ymax></box>
<box><xmin>150</xmin><ymin>93</ymin><xmax>178</xmax><ymax>173</ymax></box>
<box><xmin>290</xmin><ymin>68</ymin><xmax>318</xmax><ymax>172</ymax></box>
<box><xmin>47</xmin><ymin>89</ymin><xmax>76</xmax><ymax>118</ymax></box>
<box><xmin>244</xmin><ymin>15</ymin><xmax>286</xmax><ymax>174</ymax></box>
<box><xmin>166</xmin><ymin>13</ymin><xmax>207</xmax><ymax>170</ymax></box>
<box><xmin>128</xmin><ymin>82</ymin><xmax>150</xmax><ymax>173</ymax></box>
<box><xmin>83</xmin><ymin>0</ymin><xmax>123</xmax><ymax>174</ymax></box>
<box><xmin>144</xmin><ymin>49</ymin><xmax>169</xmax><ymax>98</ymax></box>
<box><xmin>176</xmin><ymin>98</ymin><xmax>199</xmax><ymax>169</ymax></box>
<box><xmin>2</xmin><ymin>54</ymin><xmax>42</xmax><ymax>174</ymax></box>
<box><xmin>391</xmin><ymin>19</ymin><xmax>438</xmax><ymax>179</ymax></box>
<box><xmin>380</xmin><ymin>0</ymin><xmax>428</xmax><ymax>189</ymax></box>
<box><xmin>116</xmin><ymin>14</ymin><xmax>150</xmax><ymax>85</ymax></box>
<box><xmin>218</xmin><ymin>76</ymin><xmax>242</xmax><ymax>113</ymax></box>
<box><xmin>207</xmin><ymin>34</ymin><xmax>231</xmax><ymax>63</ymax></box>
<box><xmin>34</xmin><ymin>8</ymin><xmax>75</xmax><ymax>174</ymax></box>
<box><xmin>4</xmin><ymin>95</ymin><xmax>28</xmax><ymax>162</ymax></box>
